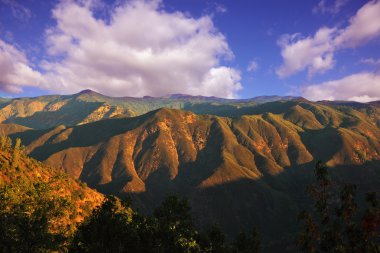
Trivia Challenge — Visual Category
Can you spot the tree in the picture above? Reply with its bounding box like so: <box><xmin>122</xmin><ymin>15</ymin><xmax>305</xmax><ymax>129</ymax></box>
<box><xmin>0</xmin><ymin>180</ymin><xmax>69</xmax><ymax>253</ymax></box>
<box><xmin>205</xmin><ymin>225</ymin><xmax>230</xmax><ymax>253</ymax></box>
<box><xmin>298</xmin><ymin>161</ymin><xmax>380</xmax><ymax>253</ymax></box>
<box><xmin>232</xmin><ymin>229</ymin><xmax>260</xmax><ymax>253</ymax></box>
<box><xmin>70</xmin><ymin>196</ymin><xmax>136</xmax><ymax>253</ymax></box>
<box><xmin>71</xmin><ymin>195</ymin><xmax>206</xmax><ymax>253</ymax></box>
<box><xmin>11</xmin><ymin>138</ymin><xmax>22</xmax><ymax>168</ymax></box>
<box><xmin>0</xmin><ymin>136</ymin><xmax>12</xmax><ymax>151</ymax></box>
<box><xmin>153</xmin><ymin>195</ymin><xmax>200</xmax><ymax>253</ymax></box>
<box><xmin>70</xmin><ymin>193</ymin><xmax>264</xmax><ymax>253</ymax></box>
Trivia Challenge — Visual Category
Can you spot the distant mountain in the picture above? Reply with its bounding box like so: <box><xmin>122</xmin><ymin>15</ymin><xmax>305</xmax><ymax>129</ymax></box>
<box><xmin>369</xmin><ymin>101</ymin><xmax>380</xmax><ymax>107</ymax></box>
<box><xmin>2</xmin><ymin>93</ymin><xmax>380</xmax><ymax>250</ymax></box>
<box><xmin>318</xmin><ymin>100</ymin><xmax>380</xmax><ymax>109</ymax></box>
<box><xmin>0</xmin><ymin>90</ymin><xmax>304</xmax><ymax>129</ymax></box>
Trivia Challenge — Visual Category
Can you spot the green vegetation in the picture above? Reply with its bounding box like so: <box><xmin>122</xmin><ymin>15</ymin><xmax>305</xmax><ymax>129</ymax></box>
<box><xmin>0</xmin><ymin>136</ymin><xmax>260</xmax><ymax>252</ymax></box>
<box><xmin>0</xmin><ymin>137</ymin><xmax>71</xmax><ymax>252</ymax></box>
<box><xmin>70</xmin><ymin>195</ymin><xmax>261</xmax><ymax>253</ymax></box>
<box><xmin>0</xmin><ymin>179</ymin><xmax>70</xmax><ymax>252</ymax></box>
<box><xmin>0</xmin><ymin>136</ymin><xmax>103</xmax><ymax>252</ymax></box>
<box><xmin>0</xmin><ymin>135</ymin><xmax>379</xmax><ymax>252</ymax></box>
<box><xmin>0</xmin><ymin>89</ymin><xmax>379</xmax><ymax>252</ymax></box>
<box><xmin>1</xmin><ymin>184</ymin><xmax>261</xmax><ymax>253</ymax></box>
<box><xmin>1</xmin><ymin>92</ymin><xmax>379</xmax><ymax>248</ymax></box>
<box><xmin>298</xmin><ymin>161</ymin><xmax>380</xmax><ymax>252</ymax></box>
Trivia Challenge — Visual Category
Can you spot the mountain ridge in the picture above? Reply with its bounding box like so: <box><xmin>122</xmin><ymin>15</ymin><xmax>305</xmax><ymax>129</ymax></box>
<box><xmin>1</xmin><ymin>99</ymin><xmax>379</xmax><ymax>244</ymax></box>
<box><xmin>0</xmin><ymin>91</ymin><xmax>379</xmax><ymax>248</ymax></box>
<box><xmin>1</xmin><ymin>90</ymin><xmax>378</xmax><ymax>131</ymax></box>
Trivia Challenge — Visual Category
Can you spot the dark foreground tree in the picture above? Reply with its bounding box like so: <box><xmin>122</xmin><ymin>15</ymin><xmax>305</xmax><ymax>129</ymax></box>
<box><xmin>69</xmin><ymin>196</ymin><xmax>136</xmax><ymax>253</ymax></box>
<box><xmin>233</xmin><ymin>229</ymin><xmax>260</xmax><ymax>253</ymax></box>
<box><xmin>298</xmin><ymin>161</ymin><xmax>380</xmax><ymax>253</ymax></box>
<box><xmin>153</xmin><ymin>195</ymin><xmax>200</xmax><ymax>252</ymax></box>
<box><xmin>0</xmin><ymin>180</ymin><xmax>69</xmax><ymax>253</ymax></box>
<box><xmin>70</xmin><ymin>195</ymin><xmax>200</xmax><ymax>253</ymax></box>
<box><xmin>70</xmin><ymin>195</ymin><xmax>261</xmax><ymax>253</ymax></box>
<box><xmin>204</xmin><ymin>225</ymin><xmax>230</xmax><ymax>253</ymax></box>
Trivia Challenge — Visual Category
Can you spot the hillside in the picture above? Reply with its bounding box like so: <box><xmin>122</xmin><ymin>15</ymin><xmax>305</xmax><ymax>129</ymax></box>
<box><xmin>0</xmin><ymin>136</ymin><xmax>104</xmax><ymax>241</ymax></box>
<box><xmin>1</xmin><ymin>95</ymin><xmax>379</xmax><ymax>248</ymax></box>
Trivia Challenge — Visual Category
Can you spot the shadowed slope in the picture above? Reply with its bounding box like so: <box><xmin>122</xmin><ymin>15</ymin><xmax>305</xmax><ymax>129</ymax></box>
<box><xmin>2</xmin><ymin>99</ymin><xmax>380</xmax><ymax>249</ymax></box>
<box><xmin>7</xmin><ymin>102</ymin><xmax>380</xmax><ymax>192</ymax></box>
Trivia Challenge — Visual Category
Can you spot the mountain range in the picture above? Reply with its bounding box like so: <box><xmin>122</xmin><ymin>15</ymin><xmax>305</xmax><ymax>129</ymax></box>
<box><xmin>1</xmin><ymin>90</ymin><xmax>380</xmax><ymax>250</ymax></box>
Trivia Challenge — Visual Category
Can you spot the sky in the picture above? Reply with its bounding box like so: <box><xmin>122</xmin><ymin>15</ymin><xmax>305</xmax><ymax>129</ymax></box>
<box><xmin>0</xmin><ymin>0</ymin><xmax>380</xmax><ymax>101</ymax></box>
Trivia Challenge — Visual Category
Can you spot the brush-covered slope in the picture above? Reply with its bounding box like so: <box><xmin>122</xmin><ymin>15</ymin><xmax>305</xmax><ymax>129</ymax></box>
<box><xmin>0</xmin><ymin>137</ymin><xmax>104</xmax><ymax>233</ymax></box>
<box><xmin>5</xmin><ymin>99</ymin><xmax>380</xmax><ymax>246</ymax></box>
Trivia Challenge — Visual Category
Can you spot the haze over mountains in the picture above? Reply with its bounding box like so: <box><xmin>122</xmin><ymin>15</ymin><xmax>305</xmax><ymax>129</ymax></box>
<box><xmin>1</xmin><ymin>90</ymin><xmax>380</xmax><ymax>249</ymax></box>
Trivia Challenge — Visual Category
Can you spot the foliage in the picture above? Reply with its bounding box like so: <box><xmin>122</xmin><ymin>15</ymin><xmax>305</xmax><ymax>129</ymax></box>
<box><xmin>232</xmin><ymin>229</ymin><xmax>261</xmax><ymax>253</ymax></box>
<box><xmin>0</xmin><ymin>155</ymin><xmax>261</xmax><ymax>253</ymax></box>
<box><xmin>0</xmin><ymin>136</ymin><xmax>12</xmax><ymax>151</ymax></box>
<box><xmin>205</xmin><ymin>225</ymin><xmax>230</xmax><ymax>253</ymax></box>
<box><xmin>70</xmin><ymin>196</ymin><xmax>135</xmax><ymax>253</ymax></box>
<box><xmin>11</xmin><ymin>138</ymin><xmax>22</xmax><ymax>168</ymax></box>
<box><xmin>153</xmin><ymin>195</ymin><xmax>200</xmax><ymax>252</ymax></box>
<box><xmin>70</xmin><ymin>195</ymin><xmax>261</xmax><ymax>253</ymax></box>
<box><xmin>298</xmin><ymin>161</ymin><xmax>380</xmax><ymax>253</ymax></box>
<box><xmin>0</xmin><ymin>178</ymin><xmax>71</xmax><ymax>252</ymax></box>
<box><xmin>71</xmin><ymin>195</ymin><xmax>201</xmax><ymax>253</ymax></box>
<box><xmin>0</xmin><ymin>135</ymin><xmax>261</xmax><ymax>252</ymax></box>
<box><xmin>0</xmin><ymin>135</ymin><xmax>99</xmax><ymax>252</ymax></box>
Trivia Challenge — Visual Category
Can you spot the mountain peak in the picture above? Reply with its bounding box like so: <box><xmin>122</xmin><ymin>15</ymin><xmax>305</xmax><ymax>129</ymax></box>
<box><xmin>78</xmin><ymin>89</ymin><xmax>97</xmax><ymax>95</ymax></box>
<box><xmin>75</xmin><ymin>89</ymin><xmax>106</xmax><ymax>99</ymax></box>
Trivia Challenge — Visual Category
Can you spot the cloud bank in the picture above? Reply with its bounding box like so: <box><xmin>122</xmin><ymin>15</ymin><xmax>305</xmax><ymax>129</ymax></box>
<box><xmin>303</xmin><ymin>72</ymin><xmax>380</xmax><ymax>102</ymax></box>
<box><xmin>277</xmin><ymin>0</ymin><xmax>380</xmax><ymax>78</ymax></box>
<box><xmin>1</xmin><ymin>0</ymin><xmax>242</xmax><ymax>98</ymax></box>
<box><xmin>45</xmin><ymin>0</ymin><xmax>242</xmax><ymax>98</ymax></box>
<box><xmin>0</xmin><ymin>40</ymin><xmax>43</xmax><ymax>93</ymax></box>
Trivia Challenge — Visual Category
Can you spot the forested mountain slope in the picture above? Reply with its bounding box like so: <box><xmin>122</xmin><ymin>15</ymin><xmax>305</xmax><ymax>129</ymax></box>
<box><xmin>1</xmin><ymin>95</ymin><xmax>379</xmax><ymax>246</ymax></box>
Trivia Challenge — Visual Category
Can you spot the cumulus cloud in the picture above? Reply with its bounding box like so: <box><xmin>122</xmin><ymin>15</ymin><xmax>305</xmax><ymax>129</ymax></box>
<box><xmin>334</xmin><ymin>0</ymin><xmax>380</xmax><ymax>47</ymax></box>
<box><xmin>247</xmin><ymin>60</ymin><xmax>258</xmax><ymax>72</ymax></box>
<box><xmin>277</xmin><ymin>0</ymin><xmax>380</xmax><ymax>78</ymax></box>
<box><xmin>39</xmin><ymin>0</ymin><xmax>241</xmax><ymax>98</ymax></box>
<box><xmin>302</xmin><ymin>72</ymin><xmax>380</xmax><ymax>102</ymax></box>
<box><xmin>312</xmin><ymin>0</ymin><xmax>348</xmax><ymax>15</ymax></box>
<box><xmin>276</xmin><ymin>28</ymin><xmax>337</xmax><ymax>78</ymax></box>
<box><xmin>0</xmin><ymin>40</ymin><xmax>43</xmax><ymax>93</ymax></box>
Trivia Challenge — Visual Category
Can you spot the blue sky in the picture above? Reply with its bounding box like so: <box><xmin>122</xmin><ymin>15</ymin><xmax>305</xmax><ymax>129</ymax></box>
<box><xmin>0</xmin><ymin>0</ymin><xmax>379</xmax><ymax>101</ymax></box>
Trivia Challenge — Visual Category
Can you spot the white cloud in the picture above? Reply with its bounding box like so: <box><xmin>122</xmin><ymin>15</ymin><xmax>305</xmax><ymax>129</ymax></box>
<box><xmin>277</xmin><ymin>0</ymin><xmax>380</xmax><ymax>78</ymax></box>
<box><xmin>276</xmin><ymin>28</ymin><xmax>337</xmax><ymax>78</ymax></box>
<box><xmin>302</xmin><ymin>72</ymin><xmax>380</xmax><ymax>102</ymax></box>
<box><xmin>0</xmin><ymin>40</ymin><xmax>43</xmax><ymax>93</ymax></box>
<box><xmin>247</xmin><ymin>60</ymin><xmax>258</xmax><ymax>72</ymax></box>
<box><xmin>312</xmin><ymin>0</ymin><xmax>348</xmax><ymax>15</ymax></box>
<box><xmin>335</xmin><ymin>0</ymin><xmax>380</xmax><ymax>47</ymax></box>
<box><xmin>40</xmin><ymin>0</ymin><xmax>241</xmax><ymax>98</ymax></box>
